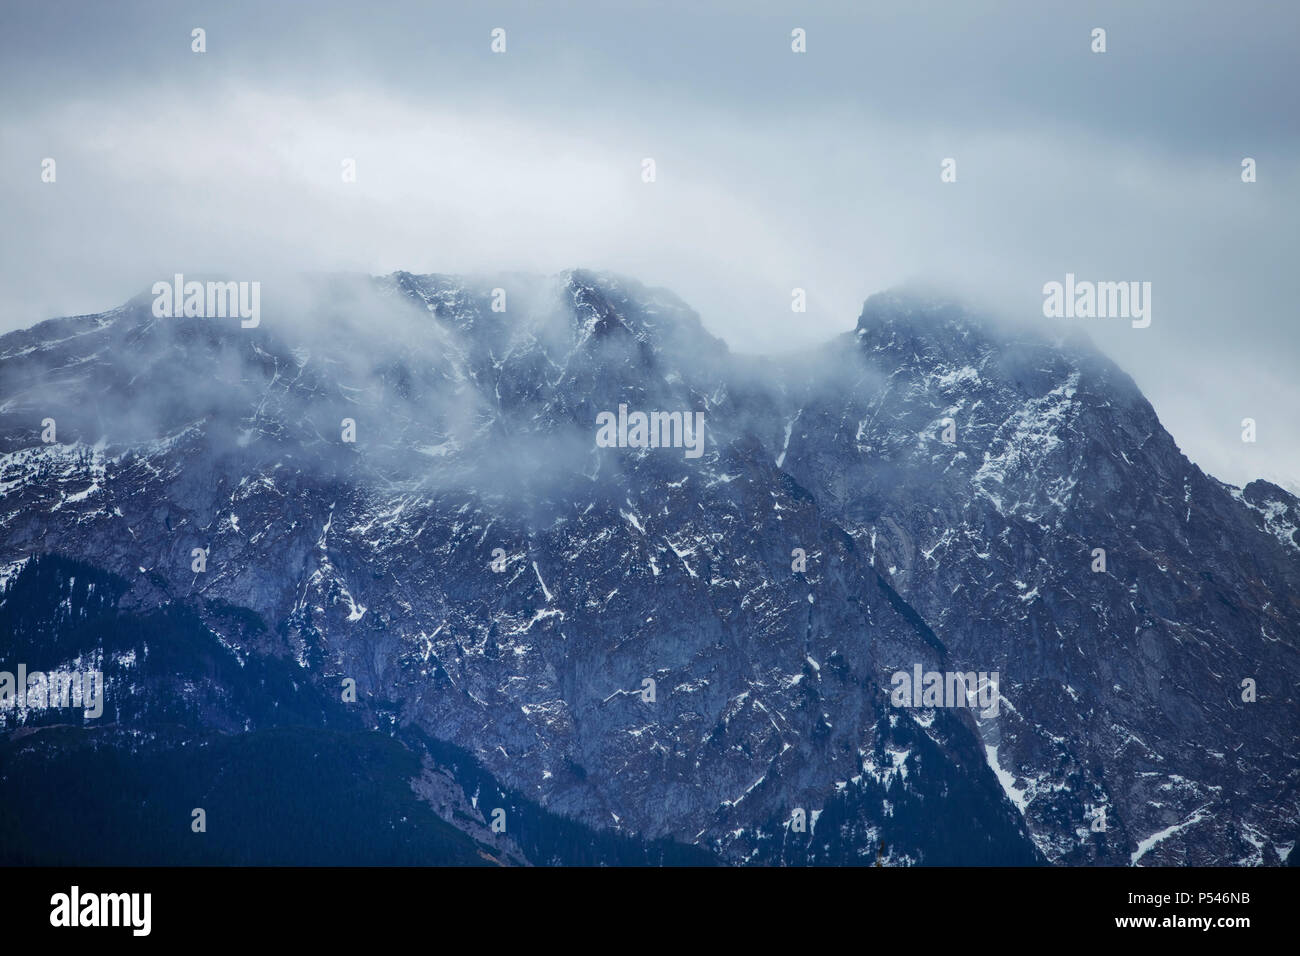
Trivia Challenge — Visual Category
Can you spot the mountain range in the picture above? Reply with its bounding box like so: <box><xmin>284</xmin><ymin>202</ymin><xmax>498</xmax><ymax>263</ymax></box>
<box><xmin>0</xmin><ymin>270</ymin><xmax>1295</xmax><ymax>866</ymax></box>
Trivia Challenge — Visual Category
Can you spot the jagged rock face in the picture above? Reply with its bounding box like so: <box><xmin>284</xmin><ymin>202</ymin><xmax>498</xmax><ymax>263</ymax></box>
<box><xmin>0</xmin><ymin>271</ymin><xmax>1294</xmax><ymax>865</ymax></box>
<box><xmin>769</xmin><ymin>294</ymin><xmax>1300</xmax><ymax>864</ymax></box>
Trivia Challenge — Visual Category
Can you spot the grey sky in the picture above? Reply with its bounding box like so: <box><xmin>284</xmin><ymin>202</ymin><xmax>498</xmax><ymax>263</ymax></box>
<box><xmin>2</xmin><ymin>0</ymin><xmax>1297</xmax><ymax>490</ymax></box>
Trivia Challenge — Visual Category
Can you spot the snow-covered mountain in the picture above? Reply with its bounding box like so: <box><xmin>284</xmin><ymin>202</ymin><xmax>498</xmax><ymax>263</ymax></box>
<box><xmin>0</xmin><ymin>270</ymin><xmax>1295</xmax><ymax>865</ymax></box>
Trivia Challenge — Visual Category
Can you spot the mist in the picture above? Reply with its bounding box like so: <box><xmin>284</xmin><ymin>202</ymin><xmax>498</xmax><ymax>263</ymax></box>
<box><xmin>1</xmin><ymin>0</ymin><xmax>1296</xmax><ymax>491</ymax></box>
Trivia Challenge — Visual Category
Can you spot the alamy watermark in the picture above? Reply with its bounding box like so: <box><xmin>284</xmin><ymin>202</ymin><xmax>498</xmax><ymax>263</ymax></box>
<box><xmin>596</xmin><ymin>404</ymin><xmax>705</xmax><ymax>458</ymax></box>
<box><xmin>890</xmin><ymin>665</ymin><xmax>999</xmax><ymax>718</ymax></box>
<box><xmin>0</xmin><ymin>664</ymin><xmax>103</xmax><ymax>719</ymax></box>
<box><xmin>1042</xmin><ymin>273</ymin><xmax>1150</xmax><ymax>328</ymax></box>
<box><xmin>152</xmin><ymin>273</ymin><xmax>260</xmax><ymax>328</ymax></box>
<box><xmin>50</xmin><ymin>886</ymin><xmax>150</xmax><ymax>936</ymax></box>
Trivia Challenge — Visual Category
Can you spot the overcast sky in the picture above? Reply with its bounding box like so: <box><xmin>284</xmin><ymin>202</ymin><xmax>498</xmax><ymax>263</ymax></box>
<box><xmin>2</xmin><ymin>0</ymin><xmax>1297</xmax><ymax>491</ymax></box>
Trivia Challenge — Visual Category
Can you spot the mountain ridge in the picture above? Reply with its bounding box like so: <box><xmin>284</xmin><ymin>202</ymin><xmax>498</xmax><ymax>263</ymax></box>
<box><xmin>1</xmin><ymin>270</ymin><xmax>1294</xmax><ymax>865</ymax></box>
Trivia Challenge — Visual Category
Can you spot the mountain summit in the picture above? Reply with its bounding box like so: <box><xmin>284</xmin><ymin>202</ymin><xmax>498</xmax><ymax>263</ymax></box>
<box><xmin>1</xmin><ymin>272</ymin><xmax>1295</xmax><ymax>866</ymax></box>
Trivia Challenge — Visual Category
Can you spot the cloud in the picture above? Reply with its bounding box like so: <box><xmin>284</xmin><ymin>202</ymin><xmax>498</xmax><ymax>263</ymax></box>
<box><xmin>0</xmin><ymin>0</ymin><xmax>1296</xmax><ymax>490</ymax></box>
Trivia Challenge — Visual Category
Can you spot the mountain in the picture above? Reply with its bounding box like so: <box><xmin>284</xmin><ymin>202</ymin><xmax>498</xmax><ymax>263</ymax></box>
<box><xmin>0</xmin><ymin>270</ymin><xmax>1294</xmax><ymax>865</ymax></box>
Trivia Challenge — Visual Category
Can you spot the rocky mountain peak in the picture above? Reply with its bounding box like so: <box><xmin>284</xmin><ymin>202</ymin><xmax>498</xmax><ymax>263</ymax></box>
<box><xmin>1</xmin><ymin>273</ymin><xmax>1294</xmax><ymax>867</ymax></box>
